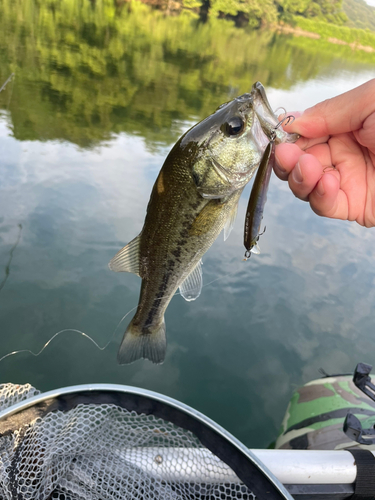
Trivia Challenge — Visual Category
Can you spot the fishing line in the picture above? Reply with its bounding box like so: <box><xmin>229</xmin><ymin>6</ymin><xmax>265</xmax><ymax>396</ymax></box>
<box><xmin>0</xmin><ymin>224</ymin><xmax>22</xmax><ymax>294</ymax></box>
<box><xmin>0</xmin><ymin>266</ymin><xmax>242</xmax><ymax>364</ymax></box>
<box><xmin>0</xmin><ymin>73</ymin><xmax>15</xmax><ymax>111</ymax></box>
<box><xmin>173</xmin><ymin>270</ymin><xmax>242</xmax><ymax>297</ymax></box>
<box><xmin>0</xmin><ymin>73</ymin><xmax>14</xmax><ymax>94</ymax></box>
<box><xmin>0</xmin><ymin>257</ymin><xmax>249</xmax><ymax>364</ymax></box>
<box><xmin>0</xmin><ymin>306</ymin><xmax>138</xmax><ymax>364</ymax></box>
<box><xmin>0</xmin><ymin>108</ymin><xmax>274</xmax><ymax>365</ymax></box>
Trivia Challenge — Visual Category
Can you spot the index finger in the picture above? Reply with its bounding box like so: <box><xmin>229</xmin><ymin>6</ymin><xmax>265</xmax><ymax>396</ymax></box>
<box><xmin>284</xmin><ymin>79</ymin><xmax>375</xmax><ymax>138</ymax></box>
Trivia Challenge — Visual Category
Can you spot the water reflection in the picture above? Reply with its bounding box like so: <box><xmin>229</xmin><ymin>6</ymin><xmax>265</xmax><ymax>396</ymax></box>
<box><xmin>1</xmin><ymin>0</ymin><xmax>375</xmax><ymax>448</ymax></box>
<box><xmin>1</xmin><ymin>0</ymin><xmax>374</xmax><ymax>148</ymax></box>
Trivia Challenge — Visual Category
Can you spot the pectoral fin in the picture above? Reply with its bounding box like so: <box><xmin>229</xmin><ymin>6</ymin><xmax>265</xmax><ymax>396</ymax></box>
<box><xmin>223</xmin><ymin>203</ymin><xmax>238</xmax><ymax>241</ymax></box>
<box><xmin>179</xmin><ymin>259</ymin><xmax>203</xmax><ymax>301</ymax></box>
<box><xmin>108</xmin><ymin>234</ymin><xmax>141</xmax><ymax>276</ymax></box>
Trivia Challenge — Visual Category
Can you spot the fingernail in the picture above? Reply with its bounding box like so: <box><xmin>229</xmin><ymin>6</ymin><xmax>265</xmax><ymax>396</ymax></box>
<box><xmin>316</xmin><ymin>179</ymin><xmax>325</xmax><ymax>196</ymax></box>
<box><xmin>292</xmin><ymin>162</ymin><xmax>303</xmax><ymax>183</ymax></box>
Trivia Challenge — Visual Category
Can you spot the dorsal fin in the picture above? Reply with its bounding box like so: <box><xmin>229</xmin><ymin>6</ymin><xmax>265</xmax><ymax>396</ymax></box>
<box><xmin>108</xmin><ymin>234</ymin><xmax>141</xmax><ymax>276</ymax></box>
<box><xmin>179</xmin><ymin>259</ymin><xmax>203</xmax><ymax>302</ymax></box>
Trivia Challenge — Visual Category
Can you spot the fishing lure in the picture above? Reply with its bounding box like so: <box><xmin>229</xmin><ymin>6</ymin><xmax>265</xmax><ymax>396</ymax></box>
<box><xmin>243</xmin><ymin>139</ymin><xmax>275</xmax><ymax>259</ymax></box>
<box><xmin>243</xmin><ymin>115</ymin><xmax>295</xmax><ymax>260</ymax></box>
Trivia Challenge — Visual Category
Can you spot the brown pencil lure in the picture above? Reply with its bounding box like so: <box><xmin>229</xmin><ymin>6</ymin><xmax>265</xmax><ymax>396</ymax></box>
<box><xmin>244</xmin><ymin>138</ymin><xmax>276</xmax><ymax>259</ymax></box>
<box><xmin>243</xmin><ymin>114</ymin><xmax>297</xmax><ymax>259</ymax></box>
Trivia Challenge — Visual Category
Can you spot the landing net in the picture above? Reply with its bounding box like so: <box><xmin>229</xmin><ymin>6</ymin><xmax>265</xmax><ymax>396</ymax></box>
<box><xmin>0</xmin><ymin>383</ymin><xmax>291</xmax><ymax>500</ymax></box>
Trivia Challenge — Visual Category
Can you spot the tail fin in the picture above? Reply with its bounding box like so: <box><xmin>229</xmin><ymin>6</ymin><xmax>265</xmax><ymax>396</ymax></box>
<box><xmin>117</xmin><ymin>319</ymin><xmax>167</xmax><ymax>365</ymax></box>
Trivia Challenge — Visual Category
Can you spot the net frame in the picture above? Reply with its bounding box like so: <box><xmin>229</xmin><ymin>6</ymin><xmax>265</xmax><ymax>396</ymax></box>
<box><xmin>0</xmin><ymin>383</ymin><xmax>293</xmax><ymax>500</ymax></box>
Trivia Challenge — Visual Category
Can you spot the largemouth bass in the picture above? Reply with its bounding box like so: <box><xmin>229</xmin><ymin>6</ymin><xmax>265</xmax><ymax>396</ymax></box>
<box><xmin>110</xmin><ymin>82</ymin><xmax>298</xmax><ymax>365</ymax></box>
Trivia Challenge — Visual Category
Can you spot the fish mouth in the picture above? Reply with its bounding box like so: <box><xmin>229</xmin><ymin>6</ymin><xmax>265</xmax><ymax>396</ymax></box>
<box><xmin>251</xmin><ymin>82</ymin><xmax>274</xmax><ymax>112</ymax></box>
<box><xmin>251</xmin><ymin>81</ymin><xmax>299</xmax><ymax>144</ymax></box>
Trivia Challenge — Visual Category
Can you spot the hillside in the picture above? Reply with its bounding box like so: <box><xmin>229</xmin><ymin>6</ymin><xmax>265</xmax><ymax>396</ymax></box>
<box><xmin>342</xmin><ymin>0</ymin><xmax>375</xmax><ymax>30</ymax></box>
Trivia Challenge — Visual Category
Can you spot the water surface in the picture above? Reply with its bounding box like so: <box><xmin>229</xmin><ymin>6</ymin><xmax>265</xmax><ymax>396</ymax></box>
<box><xmin>1</xmin><ymin>0</ymin><xmax>375</xmax><ymax>448</ymax></box>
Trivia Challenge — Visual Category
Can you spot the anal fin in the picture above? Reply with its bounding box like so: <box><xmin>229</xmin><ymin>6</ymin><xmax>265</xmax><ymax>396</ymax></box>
<box><xmin>179</xmin><ymin>259</ymin><xmax>203</xmax><ymax>301</ymax></box>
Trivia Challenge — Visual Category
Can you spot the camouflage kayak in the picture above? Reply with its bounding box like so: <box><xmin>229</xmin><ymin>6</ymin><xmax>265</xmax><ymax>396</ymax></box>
<box><xmin>276</xmin><ymin>369</ymin><xmax>375</xmax><ymax>451</ymax></box>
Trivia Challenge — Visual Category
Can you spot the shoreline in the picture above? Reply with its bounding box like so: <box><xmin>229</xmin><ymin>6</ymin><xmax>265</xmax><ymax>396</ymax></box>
<box><xmin>276</xmin><ymin>24</ymin><xmax>375</xmax><ymax>52</ymax></box>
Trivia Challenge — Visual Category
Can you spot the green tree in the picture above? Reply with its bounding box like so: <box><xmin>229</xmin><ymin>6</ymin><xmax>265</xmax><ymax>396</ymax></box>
<box><xmin>210</xmin><ymin>0</ymin><xmax>278</xmax><ymax>27</ymax></box>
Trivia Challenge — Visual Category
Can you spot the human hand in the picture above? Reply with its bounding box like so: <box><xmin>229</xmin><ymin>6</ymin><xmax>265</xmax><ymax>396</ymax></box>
<box><xmin>274</xmin><ymin>79</ymin><xmax>375</xmax><ymax>227</ymax></box>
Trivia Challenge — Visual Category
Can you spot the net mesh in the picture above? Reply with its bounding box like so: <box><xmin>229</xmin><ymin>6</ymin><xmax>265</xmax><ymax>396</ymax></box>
<box><xmin>0</xmin><ymin>384</ymin><xmax>256</xmax><ymax>500</ymax></box>
<box><xmin>0</xmin><ymin>383</ymin><xmax>40</xmax><ymax>411</ymax></box>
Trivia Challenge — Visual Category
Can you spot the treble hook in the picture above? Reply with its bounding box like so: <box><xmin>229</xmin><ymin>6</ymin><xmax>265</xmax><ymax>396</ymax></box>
<box><xmin>273</xmin><ymin>107</ymin><xmax>287</xmax><ymax>119</ymax></box>
<box><xmin>275</xmin><ymin>114</ymin><xmax>296</xmax><ymax>130</ymax></box>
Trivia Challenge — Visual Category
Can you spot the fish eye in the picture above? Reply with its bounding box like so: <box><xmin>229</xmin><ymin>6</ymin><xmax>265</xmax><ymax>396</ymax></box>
<box><xmin>222</xmin><ymin>116</ymin><xmax>244</xmax><ymax>136</ymax></box>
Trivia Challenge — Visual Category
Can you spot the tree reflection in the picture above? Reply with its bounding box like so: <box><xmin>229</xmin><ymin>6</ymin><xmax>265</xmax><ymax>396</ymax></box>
<box><xmin>0</xmin><ymin>0</ymin><xmax>373</xmax><ymax>148</ymax></box>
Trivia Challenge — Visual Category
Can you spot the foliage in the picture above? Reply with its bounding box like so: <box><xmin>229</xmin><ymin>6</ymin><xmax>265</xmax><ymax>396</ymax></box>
<box><xmin>294</xmin><ymin>16</ymin><xmax>375</xmax><ymax>47</ymax></box>
<box><xmin>140</xmin><ymin>0</ymin><xmax>349</xmax><ymax>28</ymax></box>
<box><xmin>283</xmin><ymin>27</ymin><xmax>375</xmax><ymax>61</ymax></box>
<box><xmin>342</xmin><ymin>0</ymin><xmax>375</xmax><ymax>31</ymax></box>
<box><xmin>135</xmin><ymin>0</ymin><xmax>375</xmax><ymax>31</ymax></box>
<box><xmin>210</xmin><ymin>0</ymin><xmax>278</xmax><ymax>27</ymax></box>
<box><xmin>276</xmin><ymin>0</ymin><xmax>347</xmax><ymax>25</ymax></box>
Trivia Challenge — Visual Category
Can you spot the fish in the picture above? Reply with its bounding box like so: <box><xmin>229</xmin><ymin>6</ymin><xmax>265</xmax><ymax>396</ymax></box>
<box><xmin>244</xmin><ymin>140</ymin><xmax>275</xmax><ymax>258</ymax></box>
<box><xmin>109</xmin><ymin>82</ymin><xmax>298</xmax><ymax>365</ymax></box>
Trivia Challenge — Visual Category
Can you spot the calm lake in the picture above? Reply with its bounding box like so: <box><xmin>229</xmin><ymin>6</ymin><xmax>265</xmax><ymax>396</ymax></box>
<box><xmin>0</xmin><ymin>0</ymin><xmax>375</xmax><ymax>448</ymax></box>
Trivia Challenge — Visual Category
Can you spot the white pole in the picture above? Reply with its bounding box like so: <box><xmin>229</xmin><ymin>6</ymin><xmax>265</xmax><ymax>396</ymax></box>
<box><xmin>251</xmin><ymin>449</ymin><xmax>359</xmax><ymax>484</ymax></box>
<box><xmin>116</xmin><ymin>447</ymin><xmax>362</xmax><ymax>484</ymax></box>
